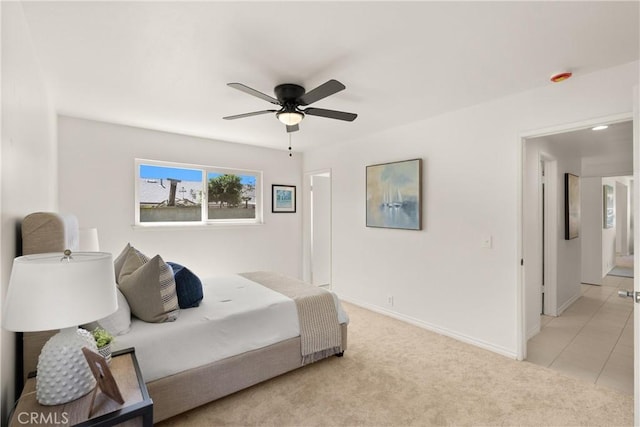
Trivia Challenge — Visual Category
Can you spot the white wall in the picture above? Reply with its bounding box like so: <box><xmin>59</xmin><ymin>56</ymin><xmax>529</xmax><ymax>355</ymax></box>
<box><xmin>615</xmin><ymin>176</ymin><xmax>633</xmax><ymax>255</ymax></box>
<box><xmin>582</xmin><ymin>148</ymin><xmax>633</xmax><ymax>177</ymax></box>
<box><xmin>603</xmin><ymin>178</ymin><xmax>618</xmax><ymax>274</ymax></box>
<box><xmin>1</xmin><ymin>1</ymin><xmax>58</xmax><ymax>420</ymax></box>
<box><xmin>311</xmin><ymin>174</ymin><xmax>331</xmax><ymax>286</ymax></box>
<box><xmin>522</xmin><ymin>147</ymin><xmax>549</xmax><ymax>336</ymax></box>
<box><xmin>524</xmin><ymin>137</ymin><xmax>582</xmax><ymax>333</ymax></box>
<box><xmin>581</xmin><ymin>177</ymin><xmax>603</xmax><ymax>285</ymax></box>
<box><xmin>601</xmin><ymin>176</ymin><xmax>634</xmax><ymax>274</ymax></box>
<box><xmin>303</xmin><ymin>61</ymin><xmax>638</xmax><ymax>357</ymax></box>
<box><xmin>616</xmin><ymin>181</ymin><xmax>629</xmax><ymax>255</ymax></box>
<box><xmin>556</xmin><ymin>164</ymin><xmax>582</xmax><ymax>313</ymax></box>
<box><xmin>58</xmin><ymin>116</ymin><xmax>303</xmax><ymax>279</ymax></box>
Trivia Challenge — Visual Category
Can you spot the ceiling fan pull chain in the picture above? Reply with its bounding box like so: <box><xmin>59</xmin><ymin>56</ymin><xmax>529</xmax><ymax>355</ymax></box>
<box><xmin>288</xmin><ymin>133</ymin><xmax>293</xmax><ymax>157</ymax></box>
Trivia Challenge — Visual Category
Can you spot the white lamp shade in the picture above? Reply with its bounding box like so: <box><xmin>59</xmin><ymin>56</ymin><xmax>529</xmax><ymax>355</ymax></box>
<box><xmin>79</xmin><ymin>228</ymin><xmax>100</xmax><ymax>251</ymax></box>
<box><xmin>3</xmin><ymin>252</ymin><xmax>118</xmax><ymax>332</ymax></box>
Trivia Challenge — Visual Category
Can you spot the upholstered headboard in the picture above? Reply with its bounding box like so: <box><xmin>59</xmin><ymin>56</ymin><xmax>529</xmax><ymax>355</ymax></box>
<box><xmin>22</xmin><ymin>212</ymin><xmax>79</xmax><ymax>255</ymax></box>
<box><xmin>19</xmin><ymin>212</ymin><xmax>80</xmax><ymax>382</ymax></box>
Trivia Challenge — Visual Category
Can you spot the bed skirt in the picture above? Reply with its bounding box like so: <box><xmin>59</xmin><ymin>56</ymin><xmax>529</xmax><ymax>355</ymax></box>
<box><xmin>149</xmin><ymin>323</ymin><xmax>348</xmax><ymax>423</ymax></box>
<box><xmin>21</xmin><ymin>324</ymin><xmax>347</xmax><ymax>423</ymax></box>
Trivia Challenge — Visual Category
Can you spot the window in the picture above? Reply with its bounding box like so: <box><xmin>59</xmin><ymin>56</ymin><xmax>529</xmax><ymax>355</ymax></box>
<box><xmin>207</xmin><ymin>172</ymin><xmax>257</xmax><ymax>220</ymax></box>
<box><xmin>135</xmin><ymin>159</ymin><xmax>262</xmax><ymax>225</ymax></box>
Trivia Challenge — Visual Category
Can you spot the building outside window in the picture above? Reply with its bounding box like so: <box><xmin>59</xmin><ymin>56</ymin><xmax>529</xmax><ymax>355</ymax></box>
<box><xmin>135</xmin><ymin>159</ymin><xmax>262</xmax><ymax>225</ymax></box>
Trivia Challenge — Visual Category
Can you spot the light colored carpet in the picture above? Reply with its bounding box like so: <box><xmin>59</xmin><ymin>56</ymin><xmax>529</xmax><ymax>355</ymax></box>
<box><xmin>158</xmin><ymin>302</ymin><xmax>633</xmax><ymax>426</ymax></box>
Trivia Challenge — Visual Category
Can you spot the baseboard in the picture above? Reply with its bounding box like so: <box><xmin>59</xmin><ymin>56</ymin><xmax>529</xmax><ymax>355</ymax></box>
<box><xmin>557</xmin><ymin>291</ymin><xmax>581</xmax><ymax>316</ymax></box>
<box><xmin>339</xmin><ymin>295</ymin><xmax>518</xmax><ymax>360</ymax></box>
<box><xmin>526</xmin><ymin>321</ymin><xmax>541</xmax><ymax>341</ymax></box>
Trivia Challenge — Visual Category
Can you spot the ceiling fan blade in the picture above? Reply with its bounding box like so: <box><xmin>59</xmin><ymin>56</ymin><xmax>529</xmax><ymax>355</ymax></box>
<box><xmin>223</xmin><ymin>110</ymin><xmax>277</xmax><ymax>120</ymax></box>
<box><xmin>286</xmin><ymin>124</ymin><xmax>299</xmax><ymax>133</ymax></box>
<box><xmin>227</xmin><ymin>83</ymin><xmax>280</xmax><ymax>105</ymax></box>
<box><xmin>298</xmin><ymin>80</ymin><xmax>346</xmax><ymax>106</ymax></box>
<box><xmin>304</xmin><ymin>107</ymin><xmax>357</xmax><ymax>122</ymax></box>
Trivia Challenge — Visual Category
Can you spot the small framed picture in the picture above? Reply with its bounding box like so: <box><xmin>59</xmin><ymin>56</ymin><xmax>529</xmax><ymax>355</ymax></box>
<box><xmin>564</xmin><ymin>173</ymin><xmax>580</xmax><ymax>240</ymax></box>
<box><xmin>81</xmin><ymin>347</ymin><xmax>124</xmax><ymax>417</ymax></box>
<box><xmin>272</xmin><ymin>185</ymin><xmax>296</xmax><ymax>213</ymax></box>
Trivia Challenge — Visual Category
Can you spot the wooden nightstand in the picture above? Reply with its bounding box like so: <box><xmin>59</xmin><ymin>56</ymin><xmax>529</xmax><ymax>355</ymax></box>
<box><xmin>10</xmin><ymin>348</ymin><xmax>153</xmax><ymax>427</ymax></box>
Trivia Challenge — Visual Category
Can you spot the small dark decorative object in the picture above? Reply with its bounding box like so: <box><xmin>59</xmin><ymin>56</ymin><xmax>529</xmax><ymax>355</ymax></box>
<box><xmin>272</xmin><ymin>185</ymin><xmax>296</xmax><ymax>213</ymax></box>
<box><xmin>564</xmin><ymin>173</ymin><xmax>580</xmax><ymax>240</ymax></box>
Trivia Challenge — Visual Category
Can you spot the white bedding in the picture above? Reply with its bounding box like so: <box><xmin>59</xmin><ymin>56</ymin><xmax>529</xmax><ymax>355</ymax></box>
<box><xmin>112</xmin><ymin>274</ymin><xmax>348</xmax><ymax>382</ymax></box>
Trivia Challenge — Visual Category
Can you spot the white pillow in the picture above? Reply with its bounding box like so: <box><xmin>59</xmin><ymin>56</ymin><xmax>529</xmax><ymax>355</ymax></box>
<box><xmin>97</xmin><ymin>289</ymin><xmax>131</xmax><ymax>336</ymax></box>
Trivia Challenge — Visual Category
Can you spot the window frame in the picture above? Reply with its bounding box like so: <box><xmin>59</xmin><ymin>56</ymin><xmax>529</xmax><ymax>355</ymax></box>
<box><xmin>134</xmin><ymin>158</ymin><xmax>263</xmax><ymax>227</ymax></box>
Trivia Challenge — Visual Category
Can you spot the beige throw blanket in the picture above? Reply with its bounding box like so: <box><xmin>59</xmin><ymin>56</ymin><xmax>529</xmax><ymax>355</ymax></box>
<box><xmin>240</xmin><ymin>271</ymin><xmax>342</xmax><ymax>364</ymax></box>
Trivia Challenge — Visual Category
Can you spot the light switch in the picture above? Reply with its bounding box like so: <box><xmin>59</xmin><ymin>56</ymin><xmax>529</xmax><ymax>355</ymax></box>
<box><xmin>482</xmin><ymin>235</ymin><xmax>493</xmax><ymax>249</ymax></box>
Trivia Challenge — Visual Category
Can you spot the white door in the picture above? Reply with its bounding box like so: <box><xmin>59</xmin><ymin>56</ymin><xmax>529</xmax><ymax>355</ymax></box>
<box><xmin>633</xmin><ymin>85</ymin><xmax>639</xmax><ymax>424</ymax></box>
<box><xmin>591</xmin><ymin>88</ymin><xmax>638</xmax><ymax>421</ymax></box>
<box><xmin>617</xmin><ymin>86</ymin><xmax>640</xmax><ymax>422</ymax></box>
<box><xmin>311</xmin><ymin>173</ymin><xmax>331</xmax><ymax>287</ymax></box>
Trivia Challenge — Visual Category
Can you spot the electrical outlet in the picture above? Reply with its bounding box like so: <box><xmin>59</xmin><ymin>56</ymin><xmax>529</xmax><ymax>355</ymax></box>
<box><xmin>387</xmin><ymin>295</ymin><xmax>394</xmax><ymax>307</ymax></box>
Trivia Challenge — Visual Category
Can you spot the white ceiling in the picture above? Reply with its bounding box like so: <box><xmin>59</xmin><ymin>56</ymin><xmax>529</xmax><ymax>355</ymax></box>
<box><xmin>20</xmin><ymin>1</ymin><xmax>640</xmax><ymax>152</ymax></box>
<box><xmin>531</xmin><ymin>120</ymin><xmax>633</xmax><ymax>158</ymax></box>
<box><xmin>528</xmin><ymin>119</ymin><xmax>634</xmax><ymax>171</ymax></box>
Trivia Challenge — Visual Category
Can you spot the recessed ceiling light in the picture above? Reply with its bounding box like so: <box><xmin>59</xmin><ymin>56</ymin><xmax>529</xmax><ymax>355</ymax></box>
<box><xmin>592</xmin><ymin>125</ymin><xmax>609</xmax><ymax>131</ymax></box>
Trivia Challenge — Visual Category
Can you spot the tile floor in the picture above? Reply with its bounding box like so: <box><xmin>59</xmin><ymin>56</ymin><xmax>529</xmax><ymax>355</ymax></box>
<box><xmin>526</xmin><ymin>275</ymin><xmax>634</xmax><ymax>394</ymax></box>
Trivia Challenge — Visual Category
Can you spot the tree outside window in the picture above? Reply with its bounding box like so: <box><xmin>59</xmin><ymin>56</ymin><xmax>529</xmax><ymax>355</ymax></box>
<box><xmin>136</xmin><ymin>160</ymin><xmax>261</xmax><ymax>225</ymax></box>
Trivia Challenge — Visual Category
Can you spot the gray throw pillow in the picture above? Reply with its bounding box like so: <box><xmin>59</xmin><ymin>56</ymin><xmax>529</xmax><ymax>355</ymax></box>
<box><xmin>118</xmin><ymin>249</ymin><xmax>179</xmax><ymax>323</ymax></box>
<box><xmin>113</xmin><ymin>243</ymin><xmax>132</xmax><ymax>284</ymax></box>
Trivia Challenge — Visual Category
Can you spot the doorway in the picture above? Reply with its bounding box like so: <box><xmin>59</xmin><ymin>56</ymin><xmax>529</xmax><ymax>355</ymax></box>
<box><xmin>303</xmin><ymin>169</ymin><xmax>332</xmax><ymax>288</ymax></box>
<box><xmin>521</xmin><ymin>117</ymin><xmax>635</xmax><ymax>395</ymax></box>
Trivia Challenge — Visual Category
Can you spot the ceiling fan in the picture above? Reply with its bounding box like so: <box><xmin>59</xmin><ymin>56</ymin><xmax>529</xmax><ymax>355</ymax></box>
<box><xmin>223</xmin><ymin>79</ymin><xmax>357</xmax><ymax>133</ymax></box>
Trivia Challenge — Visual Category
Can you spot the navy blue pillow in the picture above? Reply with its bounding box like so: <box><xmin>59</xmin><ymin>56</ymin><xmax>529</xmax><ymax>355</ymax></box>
<box><xmin>167</xmin><ymin>262</ymin><xmax>203</xmax><ymax>309</ymax></box>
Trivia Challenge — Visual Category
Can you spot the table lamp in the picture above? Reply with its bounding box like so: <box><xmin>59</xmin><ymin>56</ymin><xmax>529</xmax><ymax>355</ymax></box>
<box><xmin>79</xmin><ymin>228</ymin><xmax>100</xmax><ymax>252</ymax></box>
<box><xmin>3</xmin><ymin>251</ymin><xmax>117</xmax><ymax>405</ymax></box>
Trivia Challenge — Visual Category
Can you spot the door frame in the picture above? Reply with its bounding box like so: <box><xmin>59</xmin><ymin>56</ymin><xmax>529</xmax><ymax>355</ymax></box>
<box><xmin>522</xmin><ymin>149</ymin><xmax>559</xmax><ymax>341</ymax></box>
<box><xmin>540</xmin><ymin>154</ymin><xmax>558</xmax><ymax>317</ymax></box>
<box><xmin>632</xmin><ymin>84</ymin><xmax>639</xmax><ymax>426</ymax></box>
<box><xmin>302</xmin><ymin>168</ymin><xmax>332</xmax><ymax>287</ymax></box>
<box><xmin>517</xmin><ymin>112</ymin><xmax>633</xmax><ymax>361</ymax></box>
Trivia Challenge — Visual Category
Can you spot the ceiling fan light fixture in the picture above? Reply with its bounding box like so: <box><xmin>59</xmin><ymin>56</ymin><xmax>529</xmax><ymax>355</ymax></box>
<box><xmin>277</xmin><ymin>111</ymin><xmax>304</xmax><ymax>126</ymax></box>
<box><xmin>225</xmin><ymin>80</ymin><xmax>356</xmax><ymax>133</ymax></box>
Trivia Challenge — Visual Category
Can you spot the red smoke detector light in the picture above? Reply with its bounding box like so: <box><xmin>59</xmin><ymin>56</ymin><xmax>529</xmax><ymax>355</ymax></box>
<box><xmin>550</xmin><ymin>72</ymin><xmax>572</xmax><ymax>83</ymax></box>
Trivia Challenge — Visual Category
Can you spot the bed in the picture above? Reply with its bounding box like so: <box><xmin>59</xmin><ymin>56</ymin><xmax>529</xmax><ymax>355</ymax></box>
<box><xmin>18</xmin><ymin>212</ymin><xmax>348</xmax><ymax>423</ymax></box>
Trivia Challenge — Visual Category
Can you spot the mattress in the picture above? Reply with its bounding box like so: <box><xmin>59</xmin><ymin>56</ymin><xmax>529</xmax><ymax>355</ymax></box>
<box><xmin>112</xmin><ymin>274</ymin><xmax>348</xmax><ymax>382</ymax></box>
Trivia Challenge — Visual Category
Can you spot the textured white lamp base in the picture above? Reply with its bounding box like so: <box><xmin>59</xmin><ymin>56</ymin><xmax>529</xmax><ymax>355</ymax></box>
<box><xmin>36</xmin><ymin>327</ymin><xmax>98</xmax><ymax>405</ymax></box>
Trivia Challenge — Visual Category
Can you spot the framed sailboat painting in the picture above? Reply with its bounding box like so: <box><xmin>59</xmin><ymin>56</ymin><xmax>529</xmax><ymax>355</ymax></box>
<box><xmin>366</xmin><ymin>158</ymin><xmax>422</xmax><ymax>230</ymax></box>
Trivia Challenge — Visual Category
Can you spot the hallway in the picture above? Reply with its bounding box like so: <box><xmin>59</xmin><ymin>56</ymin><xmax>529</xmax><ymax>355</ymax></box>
<box><xmin>526</xmin><ymin>277</ymin><xmax>634</xmax><ymax>394</ymax></box>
